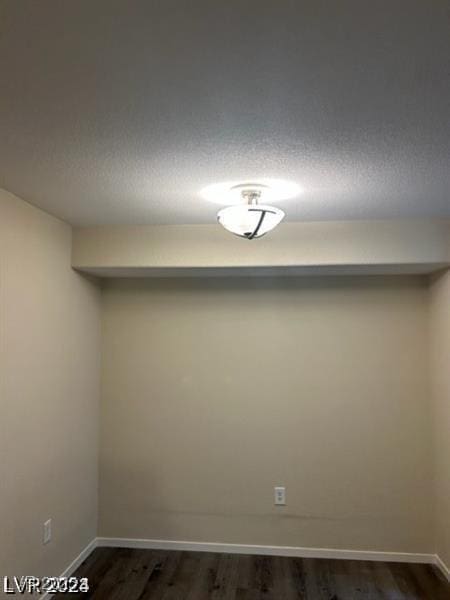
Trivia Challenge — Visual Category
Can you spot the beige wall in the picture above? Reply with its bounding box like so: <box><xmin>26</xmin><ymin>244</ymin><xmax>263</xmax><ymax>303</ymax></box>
<box><xmin>100</xmin><ymin>276</ymin><xmax>433</xmax><ymax>552</ymax></box>
<box><xmin>72</xmin><ymin>220</ymin><xmax>450</xmax><ymax>275</ymax></box>
<box><xmin>0</xmin><ymin>190</ymin><xmax>101</xmax><ymax>578</ymax></box>
<box><xmin>1</xmin><ymin>187</ymin><xmax>446</xmax><ymax>571</ymax></box>
<box><xmin>430</xmin><ymin>269</ymin><xmax>450</xmax><ymax>568</ymax></box>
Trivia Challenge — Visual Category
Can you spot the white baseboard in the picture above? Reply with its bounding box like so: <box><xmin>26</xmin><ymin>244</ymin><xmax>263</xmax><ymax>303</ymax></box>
<box><xmin>96</xmin><ymin>536</ymin><xmax>435</xmax><ymax>565</ymax></box>
<box><xmin>435</xmin><ymin>554</ymin><xmax>450</xmax><ymax>582</ymax></box>
<box><xmin>40</xmin><ymin>539</ymin><xmax>97</xmax><ymax>600</ymax></box>
<box><xmin>39</xmin><ymin>536</ymin><xmax>448</xmax><ymax>599</ymax></box>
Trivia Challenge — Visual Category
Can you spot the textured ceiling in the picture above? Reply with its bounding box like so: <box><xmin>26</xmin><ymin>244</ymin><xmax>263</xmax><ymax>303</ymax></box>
<box><xmin>0</xmin><ymin>0</ymin><xmax>449</xmax><ymax>226</ymax></box>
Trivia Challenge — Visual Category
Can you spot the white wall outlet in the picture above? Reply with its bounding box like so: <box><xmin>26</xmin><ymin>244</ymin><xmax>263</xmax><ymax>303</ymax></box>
<box><xmin>274</xmin><ymin>486</ymin><xmax>286</xmax><ymax>505</ymax></box>
<box><xmin>43</xmin><ymin>519</ymin><xmax>52</xmax><ymax>544</ymax></box>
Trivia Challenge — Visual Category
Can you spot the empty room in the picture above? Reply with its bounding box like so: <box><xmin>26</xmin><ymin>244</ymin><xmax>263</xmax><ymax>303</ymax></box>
<box><xmin>0</xmin><ymin>1</ymin><xmax>449</xmax><ymax>598</ymax></box>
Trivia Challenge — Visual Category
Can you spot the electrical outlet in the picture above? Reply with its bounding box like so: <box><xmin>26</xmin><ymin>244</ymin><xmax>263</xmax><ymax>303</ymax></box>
<box><xmin>43</xmin><ymin>519</ymin><xmax>52</xmax><ymax>544</ymax></box>
<box><xmin>274</xmin><ymin>486</ymin><xmax>286</xmax><ymax>505</ymax></box>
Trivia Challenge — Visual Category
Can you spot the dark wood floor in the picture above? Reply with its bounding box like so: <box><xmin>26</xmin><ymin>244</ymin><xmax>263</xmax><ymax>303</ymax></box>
<box><xmin>60</xmin><ymin>547</ymin><xmax>449</xmax><ymax>599</ymax></box>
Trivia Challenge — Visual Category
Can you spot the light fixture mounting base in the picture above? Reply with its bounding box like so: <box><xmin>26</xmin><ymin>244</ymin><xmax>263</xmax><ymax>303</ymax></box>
<box><xmin>230</xmin><ymin>183</ymin><xmax>268</xmax><ymax>205</ymax></box>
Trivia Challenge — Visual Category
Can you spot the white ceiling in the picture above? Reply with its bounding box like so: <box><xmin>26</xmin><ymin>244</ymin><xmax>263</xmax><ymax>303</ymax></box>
<box><xmin>0</xmin><ymin>1</ymin><xmax>449</xmax><ymax>226</ymax></box>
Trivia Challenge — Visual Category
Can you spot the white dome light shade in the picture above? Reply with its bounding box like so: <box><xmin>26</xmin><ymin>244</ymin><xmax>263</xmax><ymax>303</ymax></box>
<box><xmin>217</xmin><ymin>204</ymin><xmax>285</xmax><ymax>239</ymax></box>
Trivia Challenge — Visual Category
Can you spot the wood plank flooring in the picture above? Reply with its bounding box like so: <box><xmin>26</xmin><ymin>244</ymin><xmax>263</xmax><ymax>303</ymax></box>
<box><xmin>59</xmin><ymin>547</ymin><xmax>450</xmax><ymax>599</ymax></box>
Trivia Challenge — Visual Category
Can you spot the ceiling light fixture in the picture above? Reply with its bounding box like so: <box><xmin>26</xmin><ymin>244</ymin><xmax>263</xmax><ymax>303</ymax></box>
<box><xmin>217</xmin><ymin>183</ymin><xmax>285</xmax><ymax>240</ymax></box>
